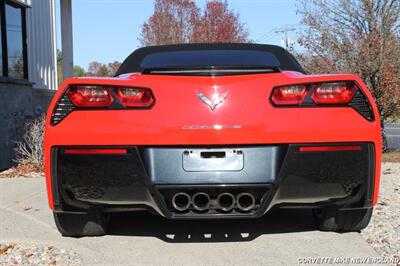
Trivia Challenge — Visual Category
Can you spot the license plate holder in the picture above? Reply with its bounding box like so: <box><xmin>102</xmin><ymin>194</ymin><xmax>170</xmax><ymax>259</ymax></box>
<box><xmin>182</xmin><ymin>149</ymin><xmax>244</xmax><ymax>172</ymax></box>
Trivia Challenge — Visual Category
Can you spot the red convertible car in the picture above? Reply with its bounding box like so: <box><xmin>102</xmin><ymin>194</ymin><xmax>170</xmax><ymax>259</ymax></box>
<box><xmin>45</xmin><ymin>44</ymin><xmax>381</xmax><ymax>236</ymax></box>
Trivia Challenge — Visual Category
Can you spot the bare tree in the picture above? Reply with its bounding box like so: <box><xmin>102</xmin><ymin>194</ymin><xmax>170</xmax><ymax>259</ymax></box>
<box><xmin>139</xmin><ymin>0</ymin><xmax>199</xmax><ymax>46</ymax></box>
<box><xmin>139</xmin><ymin>0</ymin><xmax>248</xmax><ymax>46</ymax></box>
<box><xmin>14</xmin><ymin>116</ymin><xmax>45</xmax><ymax>169</ymax></box>
<box><xmin>192</xmin><ymin>0</ymin><xmax>249</xmax><ymax>43</ymax></box>
<box><xmin>297</xmin><ymin>0</ymin><xmax>400</xmax><ymax>123</ymax></box>
<box><xmin>108</xmin><ymin>61</ymin><xmax>122</xmax><ymax>76</ymax></box>
<box><xmin>88</xmin><ymin>61</ymin><xmax>110</xmax><ymax>77</ymax></box>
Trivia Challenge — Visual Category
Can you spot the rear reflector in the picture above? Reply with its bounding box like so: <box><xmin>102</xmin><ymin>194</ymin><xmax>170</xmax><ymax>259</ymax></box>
<box><xmin>64</xmin><ymin>149</ymin><xmax>127</xmax><ymax>155</ymax></box>
<box><xmin>299</xmin><ymin>145</ymin><xmax>361</xmax><ymax>152</ymax></box>
<box><xmin>115</xmin><ymin>87</ymin><xmax>155</xmax><ymax>108</ymax></box>
<box><xmin>311</xmin><ymin>82</ymin><xmax>357</xmax><ymax>104</ymax></box>
<box><xmin>271</xmin><ymin>85</ymin><xmax>308</xmax><ymax>105</ymax></box>
<box><xmin>67</xmin><ymin>86</ymin><xmax>114</xmax><ymax>107</ymax></box>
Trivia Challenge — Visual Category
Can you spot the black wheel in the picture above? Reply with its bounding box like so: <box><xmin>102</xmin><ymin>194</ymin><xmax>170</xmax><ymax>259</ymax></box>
<box><xmin>313</xmin><ymin>206</ymin><xmax>373</xmax><ymax>232</ymax></box>
<box><xmin>53</xmin><ymin>209</ymin><xmax>110</xmax><ymax>237</ymax></box>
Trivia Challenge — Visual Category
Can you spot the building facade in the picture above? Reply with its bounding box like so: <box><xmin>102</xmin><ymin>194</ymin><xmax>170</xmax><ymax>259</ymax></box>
<box><xmin>0</xmin><ymin>0</ymin><xmax>57</xmax><ymax>169</ymax></box>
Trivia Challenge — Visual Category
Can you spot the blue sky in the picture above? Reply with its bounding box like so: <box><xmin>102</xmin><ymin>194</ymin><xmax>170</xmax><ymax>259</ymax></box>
<box><xmin>56</xmin><ymin>0</ymin><xmax>302</xmax><ymax>69</ymax></box>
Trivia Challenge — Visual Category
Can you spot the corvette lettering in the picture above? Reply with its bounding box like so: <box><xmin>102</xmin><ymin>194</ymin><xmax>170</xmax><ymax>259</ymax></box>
<box><xmin>182</xmin><ymin>125</ymin><xmax>242</xmax><ymax>130</ymax></box>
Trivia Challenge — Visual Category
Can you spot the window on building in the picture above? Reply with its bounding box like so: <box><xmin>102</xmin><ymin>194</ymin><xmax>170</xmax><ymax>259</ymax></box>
<box><xmin>0</xmin><ymin>0</ymin><xmax>27</xmax><ymax>79</ymax></box>
<box><xmin>0</xmin><ymin>11</ymin><xmax>3</xmax><ymax>76</ymax></box>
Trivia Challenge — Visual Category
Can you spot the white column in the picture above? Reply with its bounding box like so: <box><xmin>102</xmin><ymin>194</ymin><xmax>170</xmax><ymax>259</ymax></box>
<box><xmin>60</xmin><ymin>0</ymin><xmax>73</xmax><ymax>79</ymax></box>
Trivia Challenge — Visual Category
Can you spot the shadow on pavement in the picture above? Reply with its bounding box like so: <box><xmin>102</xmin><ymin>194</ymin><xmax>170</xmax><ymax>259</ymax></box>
<box><xmin>108</xmin><ymin>208</ymin><xmax>317</xmax><ymax>243</ymax></box>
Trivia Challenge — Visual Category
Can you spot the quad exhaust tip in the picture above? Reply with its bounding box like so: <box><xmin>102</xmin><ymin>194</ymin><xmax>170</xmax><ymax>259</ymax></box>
<box><xmin>217</xmin><ymin>193</ymin><xmax>236</xmax><ymax>211</ymax></box>
<box><xmin>236</xmin><ymin>193</ymin><xmax>256</xmax><ymax>212</ymax></box>
<box><xmin>172</xmin><ymin>192</ymin><xmax>191</xmax><ymax>211</ymax></box>
<box><xmin>172</xmin><ymin>191</ymin><xmax>256</xmax><ymax>212</ymax></box>
<box><xmin>192</xmin><ymin>192</ymin><xmax>210</xmax><ymax>211</ymax></box>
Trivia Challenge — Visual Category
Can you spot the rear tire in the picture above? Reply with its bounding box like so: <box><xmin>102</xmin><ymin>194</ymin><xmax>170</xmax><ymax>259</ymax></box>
<box><xmin>313</xmin><ymin>206</ymin><xmax>373</xmax><ymax>232</ymax></box>
<box><xmin>53</xmin><ymin>209</ymin><xmax>109</xmax><ymax>237</ymax></box>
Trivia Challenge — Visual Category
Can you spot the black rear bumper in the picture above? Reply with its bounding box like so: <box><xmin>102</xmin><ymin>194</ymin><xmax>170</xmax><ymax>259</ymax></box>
<box><xmin>51</xmin><ymin>143</ymin><xmax>375</xmax><ymax>219</ymax></box>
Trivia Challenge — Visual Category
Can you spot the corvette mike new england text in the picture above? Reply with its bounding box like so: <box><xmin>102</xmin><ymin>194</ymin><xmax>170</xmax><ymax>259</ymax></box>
<box><xmin>298</xmin><ymin>256</ymin><xmax>400</xmax><ymax>264</ymax></box>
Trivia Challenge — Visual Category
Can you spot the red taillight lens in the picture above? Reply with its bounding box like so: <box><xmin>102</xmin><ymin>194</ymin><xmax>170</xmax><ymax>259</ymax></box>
<box><xmin>64</xmin><ymin>149</ymin><xmax>127</xmax><ymax>155</ymax></box>
<box><xmin>67</xmin><ymin>86</ymin><xmax>114</xmax><ymax>107</ymax></box>
<box><xmin>312</xmin><ymin>82</ymin><xmax>357</xmax><ymax>104</ymax></box>
<box><xmin>271</xmin><ymin>85</ymin><xmax>308</xmax><ymax>105</ymax></box>
<box><xmin>115</xmin><ymin>87</ymin><xmax>155</xmax><ymax>108</ymax></box>
<box><xmin>299</xmin><ymin>145</ymin><xmax>361</xmax><ymax>152</ymax></box>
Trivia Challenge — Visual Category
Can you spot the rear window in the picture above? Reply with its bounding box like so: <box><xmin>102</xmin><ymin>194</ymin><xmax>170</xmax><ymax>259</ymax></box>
<box><xmin>140</xmin><ymin>50</ymin><xmax>280</xmax><ymax>69</ymax></box>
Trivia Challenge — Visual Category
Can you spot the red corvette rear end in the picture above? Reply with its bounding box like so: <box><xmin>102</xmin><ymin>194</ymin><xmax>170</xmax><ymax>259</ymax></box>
<box><xmin>45</xmin><ymin>44</ymin><xmax>381</xmax><ymax>236</ymax></box>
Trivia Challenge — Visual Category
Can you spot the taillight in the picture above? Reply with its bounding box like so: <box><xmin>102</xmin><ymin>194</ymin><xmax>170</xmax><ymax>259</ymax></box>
<box><xmin>115</xmin><ymin>87</ymin><xmax>155</xmax><ymax>108</ymax></box>
<box><xmin>271</xmin><ymin>85</ymin><xmax>308</xmax><ymax>105</ymax></box>
<box><xmin>269</xmin><ymin>81</ymin><xmax>373</xmax><ymax>121</ymax></box>
<box><xmin>51</xmin><ymin>84</ymin><xmax>156</xmax><ymax>125</ymax></box>
<box><xmin>67</xmin><ymin>86</ymin><xmax>114</xmax><ymax>107</ymax></box>
<box><xmin>312</xmin><ymin>82</ymin><xmax>357</xmax><ymax>104</ymax></box>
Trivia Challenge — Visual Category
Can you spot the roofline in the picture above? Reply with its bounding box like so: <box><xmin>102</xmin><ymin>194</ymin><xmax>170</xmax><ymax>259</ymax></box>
<box><xmin>116</xmin><ymin>43</ymin><xmax>305</xmax><ymax>76</ymax></box>
<box><xmin>8</xmin><ymin>0</ymin><xmax>31</xmax><ymax>8</ymax></box>
<box><xmin>134</xmin><ymin>43</ymin><xmax>286</xmax><ymax>52</ymax></box>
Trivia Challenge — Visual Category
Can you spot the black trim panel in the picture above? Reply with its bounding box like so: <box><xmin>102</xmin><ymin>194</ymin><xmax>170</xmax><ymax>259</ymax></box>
<box><xmin>50</xmin><ymin>143</ymin><xmax>375</xmax><ymax>218</ymax></box>
<box><xmin>272</xmin><ymin>143</ymin><xmax>374</xmax><ymax>209</ymax></box>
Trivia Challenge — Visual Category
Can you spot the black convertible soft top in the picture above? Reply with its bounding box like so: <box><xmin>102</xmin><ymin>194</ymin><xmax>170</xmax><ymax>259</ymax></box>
<box><xmin>115</xmin><ymin>43</ymin><xmax>305</xmax><ymax>76</ymax></box>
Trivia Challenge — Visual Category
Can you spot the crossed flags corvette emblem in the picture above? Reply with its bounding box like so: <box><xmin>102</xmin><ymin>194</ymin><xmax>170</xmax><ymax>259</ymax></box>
<box><xmin>196</xmin><ymin>90</ymin><xmax>229</xmax><ymax>112</ymax></box>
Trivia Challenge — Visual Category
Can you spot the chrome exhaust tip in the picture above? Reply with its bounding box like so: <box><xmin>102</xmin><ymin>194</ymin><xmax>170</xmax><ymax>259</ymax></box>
<box><xmin>236</xmin><ymin>193</ymin><xmax>255</xmax><ymax>212</ymax></box>
<box><xmin>217</xmin><ymin>193</ymin><xmax>235</xmax><ymax>211</ymax></box>
<box><xmin>192</xmin><ymin>192</ymin><xmax>210</xmax><ymax>211</ymax></box>
<box><xmin>172</xmin><ymin>192</ymin><xmax>191</xmax><ymax>211</ymax></box>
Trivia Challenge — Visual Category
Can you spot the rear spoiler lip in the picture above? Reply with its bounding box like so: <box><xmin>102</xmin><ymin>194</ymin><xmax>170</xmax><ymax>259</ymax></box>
<box><xmin>60</xmin><ymin>72</ymin><xmax>362</xmax><ymax>86</ymax></box>
<box><xmin>141</xmin><ymin>65</ymin><xmax>281</xmax><ymax>76</ymax></box>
